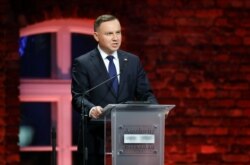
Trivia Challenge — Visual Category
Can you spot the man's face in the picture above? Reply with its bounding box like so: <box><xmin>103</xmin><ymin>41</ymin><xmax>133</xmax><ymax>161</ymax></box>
<box><xmin>94</xmin><ymin>19</ymin><xmax>122</xmax><ymax>54</ymax></box>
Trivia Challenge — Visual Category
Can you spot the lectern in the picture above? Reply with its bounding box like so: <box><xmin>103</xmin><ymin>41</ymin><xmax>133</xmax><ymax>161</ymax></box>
<box><xmin>100</xmin><ymin>103</ymin><xmax>175</xmax><ymax>165</ymax></box>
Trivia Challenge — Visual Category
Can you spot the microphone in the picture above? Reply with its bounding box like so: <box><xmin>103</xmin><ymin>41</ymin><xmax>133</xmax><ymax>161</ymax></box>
<box><xmin>83</xmin><ymin>73</ymin><xmax>121</xmax><ymax>96</ymax></box>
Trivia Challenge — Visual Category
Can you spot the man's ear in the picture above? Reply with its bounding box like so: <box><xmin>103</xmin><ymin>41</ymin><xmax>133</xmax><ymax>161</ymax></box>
<box><xmin>93</xmin><ymin>32</ymin><xmax>99</xmax><ymax>42</ymax></box>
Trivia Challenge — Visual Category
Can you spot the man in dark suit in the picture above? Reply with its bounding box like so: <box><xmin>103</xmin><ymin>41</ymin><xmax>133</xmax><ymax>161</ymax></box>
<box><xmin>71</xmin><ymin>14</ymin><xmax>157</xmax><ymax>165</ymax></box>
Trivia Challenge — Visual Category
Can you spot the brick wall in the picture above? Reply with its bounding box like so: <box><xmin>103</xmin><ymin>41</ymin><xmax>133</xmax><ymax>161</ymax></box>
<box><xmin>142</xmin><ymin>1</ymin><xmax>250</xmax><ymax>164</ymax></box>
<box><xmin>0</xmin><ymin>0</ymin><xmax>20</xmax><ymax>164</ymax></box>
<box><xmin>1</xmin><ymin>0</ymin><xmax>250</xmax><ymax>164</ymax></box>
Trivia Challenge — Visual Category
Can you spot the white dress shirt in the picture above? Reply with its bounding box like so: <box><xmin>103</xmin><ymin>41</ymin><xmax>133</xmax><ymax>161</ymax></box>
<box><xmin>97</xmin><ymin>45</ymin><xmax>120</xmax><ymax>82</ymax></box>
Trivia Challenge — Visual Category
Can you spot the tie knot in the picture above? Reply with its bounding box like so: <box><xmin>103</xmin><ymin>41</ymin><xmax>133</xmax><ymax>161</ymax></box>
<box><xmin>107</xmin><ymin>55</ymin><xmax>114</xmax><ymax>61</ymax></box>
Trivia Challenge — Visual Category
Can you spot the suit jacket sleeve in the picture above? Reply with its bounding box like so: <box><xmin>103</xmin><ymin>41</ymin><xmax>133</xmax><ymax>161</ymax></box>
<box><xmin>134</xmin><ymin>56</ymin><xmax>158</xmax><ymax>104</ymax></box>
<box><xmin>71</xmin><ymin>58</ymin><xmax>95</xmax><ymax>114</ymax></box>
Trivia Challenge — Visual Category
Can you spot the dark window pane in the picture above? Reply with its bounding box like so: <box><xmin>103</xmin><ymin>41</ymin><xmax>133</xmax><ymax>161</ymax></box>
<box><xmin>72</xmin><ymin>151</ymin><xmax>80</xmax><ymax>165</ymax></box>
<box><xmin>20</xmin><ymin>152</ymin><xmax>51</xmax><ymax>165</ymax></box>
<box><xmin>20</xmin><ymin>102</ymin><xmax>52</xmax><ymax>146</ymax></box>
<box><xmin>19</xmin><ymin>33</ymin><xmax>52</xmax><ymax>78</ymax></box>
<box><xmin>71</xmin><ymin>33</ymin><xmax>97</xmax><ymax>60</ymax></box>
<box><xmin>72</xmin><ymin>110</ymin><xmax>80</xmax><ymax>145</ymax></box>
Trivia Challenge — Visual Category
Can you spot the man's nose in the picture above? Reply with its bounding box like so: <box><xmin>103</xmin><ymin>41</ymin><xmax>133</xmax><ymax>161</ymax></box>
<box><xmin>112</xmin><ymin>34</ymin><xmax>118</xmax><ymax>40</ymax></box>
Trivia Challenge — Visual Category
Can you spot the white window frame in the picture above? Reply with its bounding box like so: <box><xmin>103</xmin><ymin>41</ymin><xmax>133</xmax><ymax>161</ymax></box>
<box><xmin>19</xmin><ymin>19</ymin><xmax>94</xmax><ymax>165</ymax></box>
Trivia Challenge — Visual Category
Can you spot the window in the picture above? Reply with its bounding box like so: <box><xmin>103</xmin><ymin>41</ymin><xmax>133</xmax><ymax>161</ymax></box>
<box><xmin>19</xmin><ymin>19</ymin><xmax>97</xmax><ymax>165</ymax></box>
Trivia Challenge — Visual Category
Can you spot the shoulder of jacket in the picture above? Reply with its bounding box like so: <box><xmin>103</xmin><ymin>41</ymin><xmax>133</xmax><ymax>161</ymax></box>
<box><xmin>118</xmin><ymin>49</ymin><xmax>139</xmax><ymax>59</ymax></box>
<box><xmin>75</xmin><ymin>48</ymin><xmax>98</xmax><ymax>61</ymax></box>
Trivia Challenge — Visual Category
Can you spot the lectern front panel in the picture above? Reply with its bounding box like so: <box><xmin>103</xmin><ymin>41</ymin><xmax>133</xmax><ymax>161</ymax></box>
<box><xmin>103</xmin><ymin>104</ymin><xmax>174</xmax><ymax>165</ymax></box>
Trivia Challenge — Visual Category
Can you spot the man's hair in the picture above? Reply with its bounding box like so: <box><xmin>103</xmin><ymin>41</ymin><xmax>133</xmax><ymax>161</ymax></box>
<box><xmin>94</xmin><ymin>14</ymin><xmax>118</xmax><ymax>32</ymax></box>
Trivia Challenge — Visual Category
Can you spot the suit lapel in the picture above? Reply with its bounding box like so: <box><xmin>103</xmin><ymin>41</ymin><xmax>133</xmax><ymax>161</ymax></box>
<box><xmin>90</xmin><ymin>49</ymin><xmax>117</xmax><ymax>97</ymax></box>
<box><xmin>90</xmin><ymin>49</ymin><xmax>109</xmax><ymax>78</ymax></box>
<box><xmin>117</xmin><ymin>51</ymin><xmax>128</xmax><ymax>97</ymax></box>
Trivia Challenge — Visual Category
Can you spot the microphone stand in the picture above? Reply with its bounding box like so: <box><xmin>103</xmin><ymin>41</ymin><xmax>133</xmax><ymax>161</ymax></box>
<box><xmin>81</xmin><ymin>101</ymin><xmax>88</xmax><ymax>165</ymax></box>
<box><xmin>81</xmin><ymin>73</ymin><xmax>121</xmax><ymax>165</ymax></box>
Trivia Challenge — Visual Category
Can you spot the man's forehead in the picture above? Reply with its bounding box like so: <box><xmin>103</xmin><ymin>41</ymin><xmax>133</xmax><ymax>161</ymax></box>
<box><xmin>98</xmin><ymin>23</ymin><xmax>121</xmax><ymax>33</ymax></box>
<box><xmin>99</xmin><ymin>19</ymin><xmax>120</xmax><ymax>27</ymax></box>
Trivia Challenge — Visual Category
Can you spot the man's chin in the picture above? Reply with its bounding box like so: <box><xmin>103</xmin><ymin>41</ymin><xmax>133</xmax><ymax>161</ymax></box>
<box><xmin>110</xmin><ymin>47</ymin><xmax>119</xmax><ymax>52</ymax></box>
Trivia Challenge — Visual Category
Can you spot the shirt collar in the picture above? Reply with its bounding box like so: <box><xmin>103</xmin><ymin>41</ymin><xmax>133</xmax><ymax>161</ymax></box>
<box><xmin>98</xmin><ymin>45</ymin><xmax>118</xmax><ymax>60</ymax></box>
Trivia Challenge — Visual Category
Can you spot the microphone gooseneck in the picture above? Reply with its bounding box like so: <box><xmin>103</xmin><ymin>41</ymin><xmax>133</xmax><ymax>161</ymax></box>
<box><xmin>84</xmin><ymin>57</ymin><xmax>128</xmax><ymax>96</ymax></box>
<box><xmin>83</xmin><ymin>73</ymin><xmax>121</xmax><ymax>96</ymax></box>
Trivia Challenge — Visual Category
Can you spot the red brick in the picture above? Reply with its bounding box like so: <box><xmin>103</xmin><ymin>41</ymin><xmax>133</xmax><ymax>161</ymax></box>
<box><xmin>229</xmin><ymin>109</ymin><xmax>243</xmax><ymax>117</ymax></box>
<box><xmin>196</xmin><ymin>9</ymin><xmax>223</xmax><ymax>19</ymax></box>
<box><xmin>165</xmin><ymin>144</ymin><xmax>187</xmax><ymax>154</ymax></box>
<box><xmin>174</xmin><ymin>72</ymin><xmax>188</xmax><ymax>82</ymax></box>
<box><xmin>198</xmin><ymin>82</ymin><xmax>215</xmax><ymax>90</ymax></box>
<box><xmin>236</xmin><ymin>28</ymin><xmax>249</xmax><ymax>36</ymax></box>
<box><xmin>186</xmin><ymin>127</ymin><xmax>228</xmax><ymax>136</ymax></box>
<box><xmin>216</xmin><ymin>54</ymin><xmax>229</xmax><ymax>62</ymax></box>
<box><xmin>215</xmin><ymin>18</ymin><xmax>232</xmax><ymax>27</ymax></box>
<box><xmin>227</xmin><ymin>36</ymin><xmax>243</xmax><ymax>45</ymax></box>
<box><xmin>230</xmin><ymin>128</ymin><xmax>250</xmax><ymax>136</ymax></box>
<box><xmin>240</xmin><ymin>64</ymin><xmax>250</xmax><ymax>72</ymax></box>
<box><xmin>243</xmin><ymin>109</ymin><xmax>250</xmax><ymax>117</ymax></box>
<box><xmin>175</xmin><ymin>18</ymin><xmax>199</xmax><ymax>26</ymax></box>
<box><xmin>243</xmin><ymin>37</ymin><xmax>250</xmax><ymax>45</ymax></box>
<box><xmin>167</xmin><ymin>154</ymin><xmax>196</xmax><ymax>163</ymax></box>
<box><xmin>217</xmin><ymin>0</ymin><xmax>244</xmax><ymax>7</ymax></box>
<box><xmin>213</xmin><ymin>36</ymin><xmax>229</xmax><ymax>45</ymax></box>
<box><xmin>234</xmin><ymin>137</ymin><xmax>250</xmax><ymax>144</ymax></box>
<box><xmin>169</xmin><ymin>9</ymin><xmax>195</xmax><ymax>17</ymax></box>
<box><xmin>237</xmin><ymin>100</ymin><xmax>250</xmax><ymax>108</ymax></box>
<box><xmin>7</xmin><ymin>153</ymin><xmax>20</xmax><ymax>163</ymax></box>
<box><xmin>223</xmin><ymin>154</ymin><xmax>250</xmax><ymax>163</ymax></box>
<box><xmin>186</xmin><ymin>144</ymin><xmax>201</xmax><ymax>153</ymax></box>
<box><xmin>192</xmin><ymin>118</ymin><xmax>222</xmax><ymax>126</ymax></box>
<box><xmin>210</xmin><ymin>99</ymin><xmax>235</xmax><ymax>108</ymax></box>
<box><xmin>161</xmin><ymin>17</ymin><xmax>175</xmax><ymax>26</ymax></box>
<box><xmin>197</xmin><ymin>153</ymin><xmax>222</xmax><ymax>162</ymax></box>
<box><xmin>201</xmin><ymin>145</ymin><xmax>217</xmax><ymax>154</ymax></box>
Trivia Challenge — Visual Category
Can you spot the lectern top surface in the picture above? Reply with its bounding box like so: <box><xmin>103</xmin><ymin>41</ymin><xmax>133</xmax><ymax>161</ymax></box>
<box><xmin>102</xmin><ymin>103</ymin><xmax>175</xmax><ymax>114</ymax></box>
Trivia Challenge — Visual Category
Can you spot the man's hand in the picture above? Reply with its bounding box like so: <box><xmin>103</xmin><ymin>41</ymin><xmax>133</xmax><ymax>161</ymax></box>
<box><xmin>89</xmin><ymin>106</ymin><xmax>103</xmax><ymax>119</ymax></box>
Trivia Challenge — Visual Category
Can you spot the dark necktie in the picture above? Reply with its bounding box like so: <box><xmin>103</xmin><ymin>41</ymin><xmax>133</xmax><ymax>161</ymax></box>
<box><xmin>107</xmin><ymin>56</ymin><xmax>119</xmax><ymax>95</ymax></box>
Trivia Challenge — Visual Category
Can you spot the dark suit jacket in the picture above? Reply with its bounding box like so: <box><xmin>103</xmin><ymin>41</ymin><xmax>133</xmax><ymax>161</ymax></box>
<box><xmin>71</xmin><ymin>48</ymin><xmax>157</xmax><ymax>164</ymax></box>
<box><xmin>71</xmin><ymin>48</ymin><xmax>157</xmax><ymax>113</ymax></box>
